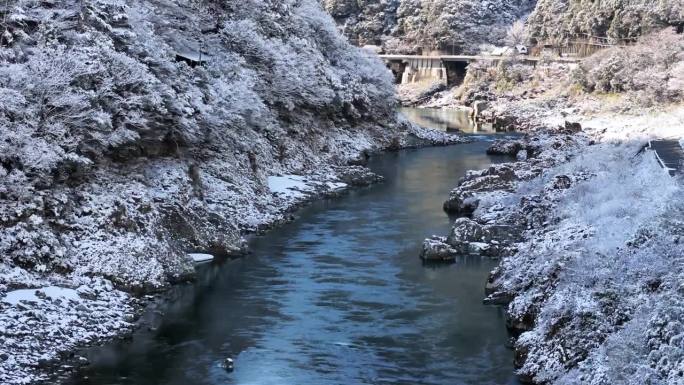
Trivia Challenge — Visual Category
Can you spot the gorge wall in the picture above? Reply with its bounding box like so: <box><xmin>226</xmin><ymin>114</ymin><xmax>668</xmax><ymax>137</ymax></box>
<box><xmin>0</xmin><ymin>0</ymin><xmax>398</xmax><ymax>294</ymax></box>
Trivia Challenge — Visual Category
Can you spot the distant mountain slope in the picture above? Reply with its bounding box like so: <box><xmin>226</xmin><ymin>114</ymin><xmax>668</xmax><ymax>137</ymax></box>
<box><xmin>322</xmin><ymin>0</ymin><xmax>682</xmax><ymax>53</ymax></box>
<box><xmin>321</xmin><ymin>0</ymin><xmax>536</xmax><ymax>54</ymax></box>
<box><xmin>527</xmin><ymin>0</ymin><xmax>684</xmax><ymax>41</ymax></box>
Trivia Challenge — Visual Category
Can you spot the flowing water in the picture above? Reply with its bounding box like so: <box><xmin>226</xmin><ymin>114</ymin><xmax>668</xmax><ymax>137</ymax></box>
<box><xmin>70</xmin><ymin>142</ymin><xmax>518</xmax><ymax>385</ymax></box>
<box><xmin>400</xmin><ymin>107</ymin><xmax>497</xmax><ymax>134</ymax></box>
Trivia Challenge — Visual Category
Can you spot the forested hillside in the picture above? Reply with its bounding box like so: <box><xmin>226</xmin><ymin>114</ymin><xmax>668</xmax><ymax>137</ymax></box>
<box><xmin>323</xmin><ymin>0</ymin><xmax>683</xmax><ymax>53</ymax></box>
<box><xmin>527</xmin><ymin>0</ymin><xmax>684</xmax><ymax>42</ymax></box>
<box><xmin>0</xmin><ymin>1</ymin><xmax>402</xmax><ymax>382</ymax></box>
<box><xmin>321</xmin><ymin>0</ymin><xmax>536</xmax><ymax>53</ymax></box>
<box><xmin>0</xmin><ymin>0</ymin><xmax>397</xmax><ymax>290</ymax></box>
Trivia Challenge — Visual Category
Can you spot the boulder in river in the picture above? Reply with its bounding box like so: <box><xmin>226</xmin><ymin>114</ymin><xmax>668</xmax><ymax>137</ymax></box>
<box><xmin>420</xmin><ymin>236</ymin><xmax>458</xmax><ymax>262</ymax></box>
<box><xmin>223</xmin><ymin>357</ymin><xmax>234</xmax><ymax>372</ymax></box>
<box><xmin>338</xmin><ymin>166</ymin><xmax>383</xmax><ymax>187</ymax></box>
<box><xmin>336</xmin><ymin>166</ymin><xmax>383</xmax><ymax>187</ymax></box>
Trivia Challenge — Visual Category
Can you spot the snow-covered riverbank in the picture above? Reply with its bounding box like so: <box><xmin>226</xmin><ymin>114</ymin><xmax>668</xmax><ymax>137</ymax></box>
<box><xmin>424</xmin><ymin>103</ymin><xmax>683</xmax><ymax>384</ymax></box>
<box><xmin>0</xmin><ymin>118</ymin><xmax>464</xmax><ymax>385</ymax></box>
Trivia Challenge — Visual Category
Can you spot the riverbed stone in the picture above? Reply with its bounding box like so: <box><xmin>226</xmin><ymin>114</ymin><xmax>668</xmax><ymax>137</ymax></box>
<box><xmin>336</xmin><ymin>166</ymin><xmax>383</xmax><ymax>186</ymax></box>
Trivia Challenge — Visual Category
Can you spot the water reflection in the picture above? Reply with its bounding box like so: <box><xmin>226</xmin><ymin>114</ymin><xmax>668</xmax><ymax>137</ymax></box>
<box><xmin>400</xmin><ymin>107</ymin><xmax>496</xmax><ymax>134</ymax></box>
<box><xmin>70</xmin><ymin>144</ymin><xmax>518</xmax><ymax>385</ymax></box>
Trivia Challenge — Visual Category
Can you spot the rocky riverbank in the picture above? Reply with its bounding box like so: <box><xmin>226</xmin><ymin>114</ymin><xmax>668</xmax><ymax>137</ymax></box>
<box><xmin>0</xmin><ymin>115</ymin><xmax>463</xmax><ymax>385</ymax></box>
<box><xmin>420</xmin><ymin>101</ymin><xmax>684</xmax><ymax>383</ymax></box>
<box><xmin>411</xmin><ymin>26</ymin><xmax>684</xmax><ymax>385</ymax></box>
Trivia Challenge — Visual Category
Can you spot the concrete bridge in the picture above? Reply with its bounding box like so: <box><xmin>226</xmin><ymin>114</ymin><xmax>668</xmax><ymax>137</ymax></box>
<box><xmin>378</xmin><ymin>54</ymin><xmax>579</xmax><ymax>85</ymax></box>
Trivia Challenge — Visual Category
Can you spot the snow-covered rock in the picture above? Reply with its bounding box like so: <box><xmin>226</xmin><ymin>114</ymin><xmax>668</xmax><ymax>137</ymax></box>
<box><xmin>487</xmin><ymin>140</ymin><xmax>525</xmax><ymax>156</ymax></box>
<box><xmin>188</xmin><ymin>254</ymin><xmax>214</xmax><ymax>264</ymax></box>
<box><xmin>419</xmin><ymin>236</ymin><xmax>458</xmax><ymax>262</ymax></box>
<box><xmin>2</xmin><ymin>286</ymin><xmax>81</xmax><ymax>306</ymax></box>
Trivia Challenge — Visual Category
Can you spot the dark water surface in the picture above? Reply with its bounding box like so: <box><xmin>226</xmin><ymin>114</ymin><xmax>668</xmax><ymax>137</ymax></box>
<box><xmin>71</xmin><ymin>143</ymin><xmax>517</xmax><ymax>385</ymax></box>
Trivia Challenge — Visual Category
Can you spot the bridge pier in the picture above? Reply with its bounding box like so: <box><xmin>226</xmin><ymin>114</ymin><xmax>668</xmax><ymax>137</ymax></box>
<box><xmin>397</xmin><ymin>57</ymin><xmax>448</xmax><ymax>85</ymax></box>
<box><xmin>382</xmin><ymin>56</ymin><xmax>473</xmax><ymax>86</ymax></box>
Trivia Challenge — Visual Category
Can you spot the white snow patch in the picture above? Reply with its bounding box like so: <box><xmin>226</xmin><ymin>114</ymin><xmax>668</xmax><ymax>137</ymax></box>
<box><xmin>267</xmin><ymin>175</ymin><xmax>314</xmax><ymax>198</ymax></box>
<box><xmin>188</xmin><ymin>253</ymin><xmax>214</xmax><ymax>263</ymax></box>
<box><xmin>2</xmin><ymin>286</ymin><xmax>81</xmax><ymax>306</ymax></box>
<box><xmin>327</xmin><ymin>181</ymin><xmax>348</xmax><ymax>191</ymax></box>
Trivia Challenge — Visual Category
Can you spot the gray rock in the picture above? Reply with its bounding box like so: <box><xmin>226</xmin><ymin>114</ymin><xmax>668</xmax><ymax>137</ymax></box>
<box><xmin>443</xmin><ymin>193</ymin><xmax>479</xmax><ymax>215</ymax></box>
<box><xmin>487</xmin><ymin>140</ymin><xmax>524</xmax><ymax>156</ymax></box>
<box><xmin>336</xmin><ymin>166</ymin><xmax>384</xmax><ymax>187</ymax></box>
<box><xmin>419</xmin><ymin>236</ymin><xmax>458</xmax><ymax>262</ymax></box>
<box><xmin>446</xmin><ymin>218</ymin><xmax>484</xmax><ymax>252</ymax></box>
<box><xmin>223</xmin><ymin>357</ymin><xmax>234</xmax><ymax>372</ymax></box>
<box><xmin>482</xmin><ymin>224</ymin><xmax>524</xmax><ymax>244</ymax></box>
<box><xmin>552</xmin><ymin>175</ymin><xmax>572</xmax><ymax>190</ymax></box>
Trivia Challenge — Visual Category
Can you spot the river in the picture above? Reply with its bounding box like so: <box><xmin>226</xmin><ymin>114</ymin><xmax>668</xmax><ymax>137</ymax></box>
<box><xmin>399</xmin><ymin>107</ymin><xmax>496</xmax><ymax>133</ymax></box>
<box><xmin>69</xmin><ymin>142</ymin><xmax>518</xmax><ymax>385</ymax></box>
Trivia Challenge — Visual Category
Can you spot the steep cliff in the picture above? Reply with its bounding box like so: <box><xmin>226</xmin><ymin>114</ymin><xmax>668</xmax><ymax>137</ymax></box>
<box><xmin>0</xmin><ymin>0</ymin><xmax>398</xmax><ymax>291</ymax></box>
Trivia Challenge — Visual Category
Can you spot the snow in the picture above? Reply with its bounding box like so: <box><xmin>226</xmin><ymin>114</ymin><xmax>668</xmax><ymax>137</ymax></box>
<box><xmin>188</xmin><ymin>253</ymin><xmax>214</xmax><ymax>263</ymax></box>
<box><xmin>326</xmin><ymin>181</ymin><xmax>347</xmax><ymax>191</ymax></box>
<box><xmin>477</xmin><ymin>107</ymin><xmax>684</xmax><ymax>384</ymax></box>
<box><xmin>267</xmin><ymin>175</ymin><xmax>315</xmax><ymax>198</ymax></box>
<box><xmin>2</xmin><ymin>286</ymin><xmax>81</xmax><ymax>306</ymax></box>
